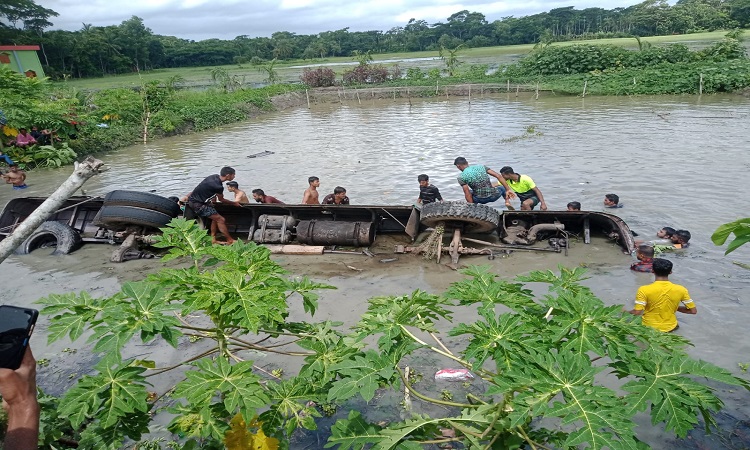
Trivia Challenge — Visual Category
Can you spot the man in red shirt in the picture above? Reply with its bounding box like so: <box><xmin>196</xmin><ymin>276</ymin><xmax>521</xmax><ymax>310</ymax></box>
<box><xmin>252</xmin><ymin>189</ymin><xmax>284</xmax><ymax>204</ymax></box>
<box><xmin>630</xmin><ymin>245</ymin><xmax>654</xmax><ymax>273</ymax></box>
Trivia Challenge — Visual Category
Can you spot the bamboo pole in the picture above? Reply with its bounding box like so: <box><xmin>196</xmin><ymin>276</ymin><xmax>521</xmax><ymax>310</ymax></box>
<box><xmin>582</xmin><ymin>80</ymin><xmax>587</xmax><ymax>98</ymax></box>
<box><xmin>507</xmin><ymin>79</ymin><xmax>510</xmax><ymax>92</ymax></box>
<box><xmin>356</xmin><ymin>89</ymin><xmax>361</xmax><ymax>104</ymax></box>
<box><xmin>515</xmin><ymin>85</ymin><xmax>519</xmax><ymax>97</ymax></box>
<box><xmin>468</xmin><ymin>84</ymin><xmax>471</xmax><ymax>104</ymax></box>
<box><xmin>535</xmin><ymin>81</ymin><xmax>539</xmax><ymax>100</ymax></box>
<box><xmin>699</xmin><ymin>74</ymin><xmax>704</xmax><ymax>95</ymax></box>
<box><xmin>305</xmin><ymin>89</ymin><xmax>310</xmax><ymax>108</ymax></box>
<box><xmin>0</xmin><ymin>157</ymin><xmax>106</xmax><ymax>264</ymax></box>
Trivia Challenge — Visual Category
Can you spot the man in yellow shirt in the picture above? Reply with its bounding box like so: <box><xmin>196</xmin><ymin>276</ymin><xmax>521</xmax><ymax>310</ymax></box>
<box><xmin>499</xmin><ymin>166</ymin><xmax>547</xmax><ymax>211</ymax></box>
<box><xmin>627</xmin><ymin>258</ymin><xmax>697</xmax><ymax>332</ymax></box>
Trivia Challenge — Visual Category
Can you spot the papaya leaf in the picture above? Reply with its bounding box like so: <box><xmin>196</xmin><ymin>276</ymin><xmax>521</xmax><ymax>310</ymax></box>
<box><xmin>328</xmin><ymin>351</ymin><xmax>395</xmax><ymax>403</ymax></box>
<box><xmin>450</xmin><ymin>311</ymin><xmax>545</xmax><ymax>371</ymax></box>
<box><xmin>373</xmin><ymin>414</ymin><xmax>443</xmax><ymax>450</ymax></box>
<box><xmin>152</xmin><ymin>218</ymin><xmax>212</xmax><ymax>260</ymax></box>
<box><xmin>618</xmin><ymin>349</ymin><xmax>749</xmax><ymax>437</ymax></box>
<box><xmin>37</xmin><ymin>291</ymin><xmax>106</xmax><ymax>343</ymax></box>
<box><xmin>447</xmin><ymin>265</ymin><xmax>538</xmax><ymax>312</ymax></box>
<box><xmin>168</xmin><ymin>403</ymin><xmax>230</xmax><ymax>440</ymax></box>
<box><xmin>287</xmin><ymin>276</ymin><xmax>337</xmax><ymax>316</ymax></box>
<box><xmin>260</xmin><ymin>377</ymin><xmax>323</xmax><ymax>438</ymax></box>
<box><xmin>59</xmin><ymin>354</ymin><xmax>151</xmax><ymax>432</ymax></box>
<box><xmin>352</xmin><ymin>290</ymin><xmax>453</xmax><ymax>352</ymax></box>
<box><xmin>326</xmin><ymin>410</ymin><xmax>384</xmax><ymax>449</ymax></box>
<box><xmin>173</xmin><ymin>358</ymin><xmax>269</xmax><ymax>423</ymax></box>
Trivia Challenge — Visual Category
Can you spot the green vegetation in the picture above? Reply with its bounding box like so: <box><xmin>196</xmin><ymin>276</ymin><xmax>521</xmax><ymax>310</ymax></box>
<box><xmin>712</xmin><ymin>218</ymin><xmax>750</xmax><ymax>254</ymax></box>
<box><xmin>1</xmin><ymin>65</ymin><xmax>304</xmax><ymax>164</ymax></box>
<box><xmin>2</xmin><ymin>30</ymin><xmax>748</xmax><ymax>168</ymax></box>
<box><xmin>2</xmin><ymin>0</ymin><xmax>750</xmax><ymax>81</ymax></box>
<box><xmin>33</xmin><ymin>219</ymin><xmax>749</xmax><ymax>449</ymax></box>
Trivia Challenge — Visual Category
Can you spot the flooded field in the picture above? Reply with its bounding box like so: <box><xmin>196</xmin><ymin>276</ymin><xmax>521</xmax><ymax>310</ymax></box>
<box><xmin>1</xmin><ymin>92</ymin><xmax>750</xmax><ymax>448</ymax></box>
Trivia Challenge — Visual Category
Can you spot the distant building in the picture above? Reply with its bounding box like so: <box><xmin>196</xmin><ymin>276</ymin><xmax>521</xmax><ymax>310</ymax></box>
<box><xmin>0</xmin><ymin>45</ymin><xmax>45</xmax><ymax>78</ymax></box>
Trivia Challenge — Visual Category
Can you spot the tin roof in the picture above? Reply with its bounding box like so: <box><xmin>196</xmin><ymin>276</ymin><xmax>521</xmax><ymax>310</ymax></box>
<box><xmin>0</xmin><ymin>45</ymin><xmax>41</xmax><ymax>51</ymax></box>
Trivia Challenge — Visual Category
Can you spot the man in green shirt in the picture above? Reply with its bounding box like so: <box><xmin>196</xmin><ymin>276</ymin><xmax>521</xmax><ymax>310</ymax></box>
<box><xmin>454</xmin><ymin>157</ymin><xmax>515</xmax><ymax>205</ymax></box>
<box><xmin>500</xmin><ymin>166</ymin><xmax>548</xmax><ymax>211</ymax></box>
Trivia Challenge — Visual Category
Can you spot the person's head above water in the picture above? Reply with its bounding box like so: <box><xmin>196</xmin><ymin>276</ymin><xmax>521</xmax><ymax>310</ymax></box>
<box><xmin>604</xmin><ymin>193</ymin><xmax>619</xmax><ymax>207</ymax></box>
<box><xmin>567</xmin><ymin>201</ymin><xmax>581</xmax><ymax>211</ymax></box>
<box><xmin>637</xmin><ymin>244</ymin><xmax>655</xmax><ymax>259</ymax></box>
<box><xmin>657</xmin><ymin>227</ymin><xmax>676</xmax><ymax>239</ymax></box>
<box><xmin>672</xmin><ymin>229</ymin><xmax>691</xmax><ymax>245</ymax></box>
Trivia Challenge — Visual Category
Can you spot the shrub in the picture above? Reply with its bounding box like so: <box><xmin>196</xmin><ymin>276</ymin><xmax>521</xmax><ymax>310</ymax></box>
<box><xmin>342</xmin><ymin>64</ymin><xmax>392</xmax><ymax>84</ymax></box>
<box><xmin>698</xmin><ymin>38</ymin><xmax>747</xmax><ymax>62</ymax></box>
<box><xmin>406</xmin><ymin>67</ymin><xmax>424</xmax><ymax>81</ymax></box>
<box><xmin>300</xmin><ymin>67</ymin><xmax>337</xmax><ymax>87</ymax></box>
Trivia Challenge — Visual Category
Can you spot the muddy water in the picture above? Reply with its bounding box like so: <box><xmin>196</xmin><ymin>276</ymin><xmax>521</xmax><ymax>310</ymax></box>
<box><xmin>2</xmin><ymin>93</ymin><xmax>750</xmax><ymax>448</ymax></box>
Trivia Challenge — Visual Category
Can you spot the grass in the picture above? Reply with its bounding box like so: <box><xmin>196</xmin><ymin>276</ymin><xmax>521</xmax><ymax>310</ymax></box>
<box><xmin>57</xmin><ymin>29</ymin><xmax>748</xmax><ymax>91</ymax></box>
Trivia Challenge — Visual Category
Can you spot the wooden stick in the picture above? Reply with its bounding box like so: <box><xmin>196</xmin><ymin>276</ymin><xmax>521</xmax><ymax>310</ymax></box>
<box><xmin>306</xmin><ymin>89</ymin><xmax>310</xmax><ymax>108</ymax></box>
<box><xmin>264</xmin><ymin>245</ymin><xmax>325</xmax><ymax>254</ymax></box>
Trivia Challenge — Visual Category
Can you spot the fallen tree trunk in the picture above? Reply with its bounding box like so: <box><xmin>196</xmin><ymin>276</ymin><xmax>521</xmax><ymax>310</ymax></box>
<box><xmin>0</xmin><ymin>156</ymin><xmax>106</xmax><ymax>264</ymax></box>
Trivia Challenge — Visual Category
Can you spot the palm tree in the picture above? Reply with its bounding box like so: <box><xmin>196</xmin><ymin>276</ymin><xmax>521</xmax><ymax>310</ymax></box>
<box><xmin>257</xmin><ymin>58</ymin><xmax>280</xmax><ymax>84</ymax></box>
<box><xmin>439</xmin><ymin>45</ymin><xmax>463</xmax><ymax>76</ymax></box>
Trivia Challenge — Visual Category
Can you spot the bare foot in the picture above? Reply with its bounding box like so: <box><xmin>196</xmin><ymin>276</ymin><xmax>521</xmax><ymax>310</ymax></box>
<box><xmin>212</xmin><ymin>239</ymin><xmax>229</xmax><ymax>245</ymax></box>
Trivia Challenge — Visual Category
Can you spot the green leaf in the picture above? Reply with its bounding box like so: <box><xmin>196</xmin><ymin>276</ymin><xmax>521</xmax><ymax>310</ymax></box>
<box><xmin>725</xmin><ymin>233</ymin><xmax>750</xmax><ymax>255</ymax></box>
<box><xmin>326</xmin><ymin>410</ymin><xmax>384</xmax><ymax>449</ymax></box>
<box><xmin>328</xmin><ymin>351</ymin><xmax>395</xmax><ymax>403</ymax></box>
<box><xmin>618</xmin><ymin>349</ymin><xmax>749</xmax><ymax>437</ymax></box>
<box><xmin>711</xmin><ymin>218</ymin><xmax>750</xmax><ymax>245</ymax></box>
<box><xmin>37</xmin><ymin>291</ymin><xmax>106</xmax><ymax>343</ymax></box>
<box><xmin>173</xmin><ymin>357</ymin><xmax>269</xmax><ymax>422</ymax></box>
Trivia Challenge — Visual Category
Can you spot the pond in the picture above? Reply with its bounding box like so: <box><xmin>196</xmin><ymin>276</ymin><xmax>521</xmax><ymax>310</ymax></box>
<box><xmin>1</xmin><ymin>92</ymin><xmax>749</xmax><ymax>448</ymax></box>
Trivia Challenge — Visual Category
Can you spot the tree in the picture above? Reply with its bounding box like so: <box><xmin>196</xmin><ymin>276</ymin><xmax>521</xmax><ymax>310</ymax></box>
<box><xmin>36</xmin><ymin>220</ymin><xmax>749</xmax><ymax>450</ymax></box>
<box><xmin>0</xmin><ymin>0</ymin><xmax>58</xmax><ymax>31</ymax></box>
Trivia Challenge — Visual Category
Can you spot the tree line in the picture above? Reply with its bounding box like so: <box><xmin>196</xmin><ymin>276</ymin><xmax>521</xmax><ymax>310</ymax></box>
<box><xmin>1</xmin><ymin>0</ymin><xmax>749</xmax><ymax>79</ymax></box>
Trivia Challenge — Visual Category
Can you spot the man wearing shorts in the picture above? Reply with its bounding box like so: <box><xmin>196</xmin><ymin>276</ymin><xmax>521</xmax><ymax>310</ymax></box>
<box><xmin>188</xmin><ymin>166</ymin><xmax>242</xmax><ymax>244</ymax></box>
<box><xmin>453</xmin><ymin>157</ymin><xmax>515</xmax><ymax>205</ymax></box>
<box><xmin>500</xmin><ymin>166</ymin><xmax>547</xmax><ymax>211</ymax></box>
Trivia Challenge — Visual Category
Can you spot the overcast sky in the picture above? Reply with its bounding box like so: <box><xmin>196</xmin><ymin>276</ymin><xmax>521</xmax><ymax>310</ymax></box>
<box><xmin>42</xmin><ymin>0</ymin><xmax>636</xmax><ymax>41</ymax></box>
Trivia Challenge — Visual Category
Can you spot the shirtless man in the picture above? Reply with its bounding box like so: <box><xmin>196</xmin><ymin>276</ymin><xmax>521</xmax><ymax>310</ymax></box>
<box><xmin>226</xmin><ymin>181</ymin><xmax>250</xmax><ymax>204</ymax></box>
<box><xmin>2</xmin><ymin>164</ymin><xmax>27</xmax><ymax>189</ymax></box>
<box><xmin>302</xmin><ymin>176</ymin><xmax>320</xmax><ymax>204</ymax></box>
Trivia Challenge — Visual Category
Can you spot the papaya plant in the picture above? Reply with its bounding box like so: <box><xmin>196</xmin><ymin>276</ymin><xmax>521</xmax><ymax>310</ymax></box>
<box><xmin>36</xmin><ymin>219</ymin><xmax>748</xmax><ymax>449</ymax></box>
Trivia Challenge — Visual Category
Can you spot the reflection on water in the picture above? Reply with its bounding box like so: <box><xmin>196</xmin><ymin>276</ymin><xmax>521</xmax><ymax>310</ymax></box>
<box><xmin>2</xmin><ymin>93</ymin><xmax>750</xmax><ymax>448</ymax></box>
